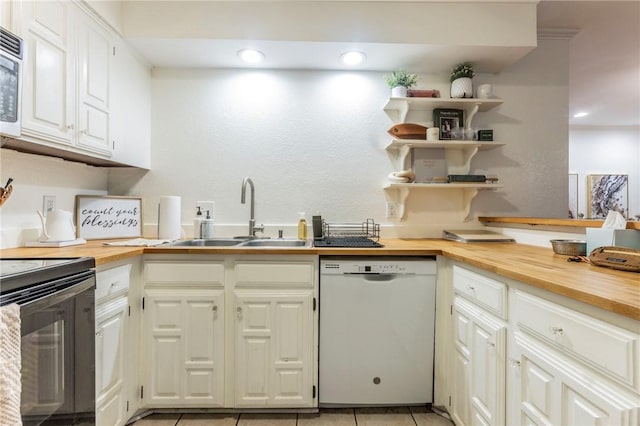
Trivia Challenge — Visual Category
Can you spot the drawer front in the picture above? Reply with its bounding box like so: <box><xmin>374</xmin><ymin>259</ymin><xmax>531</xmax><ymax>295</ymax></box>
<box><xmin>144</xmin><ymin>261</ymin><xmax>225</xmax><ymax>286</ymax></box>
<box><xmin>514</xmin><ymin>290</ymin><xmax>640</xmax><ymax>390</ymax></box>
<box><xmin>96</xmin><ymin>264</ymin><xmax>131</xmax><ymax>303</ymax></box>
<box><xmin>453</xmin><ymin>265</ymin><xmax>507</xmax><ymax>318</ymax></box>
<box><xmin>235</xmin><ymin>262</ymin><xmax>314</xmax><ymax>288</ymax></box>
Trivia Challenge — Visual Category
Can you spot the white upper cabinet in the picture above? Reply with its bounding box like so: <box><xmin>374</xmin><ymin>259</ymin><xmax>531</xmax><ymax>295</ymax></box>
<box><xmin>15</xmin><ymin>0</ymin><xmax>76</xmax><ymax>146</ymax></box>
<box><xmin>76</xmin><ymin>15</ymin><xmax>112</xmax><ymax>154</ymax></box>
<box><xmin>109</xmin><ymin>37</ymin><xmax>151</xmax><ymax>169</ymax></box>
<box><xmin>16</xmin><ymin>0</ymin><xmax>113</xmax><ymax>156</ymax></box>
<box><xmin>9</xmin><ymin>0</ymin><xmax>151</xmax><ymax>168</ymax></box>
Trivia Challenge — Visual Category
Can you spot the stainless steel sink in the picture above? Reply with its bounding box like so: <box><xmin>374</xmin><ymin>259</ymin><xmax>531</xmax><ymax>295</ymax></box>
<box><xmin>238</xmin><ymin>239</ymin><xmax>309</xmax><ymax>247</ymax></box>
<box><xmin>167</xmin><ymin>238</ymin><xmax>246</xmax><ymax>247</ymax></box>
<box><xmin>166</xmin><ymin>238</ymin><xmax>309</xmax><ymax>248</ymax></box>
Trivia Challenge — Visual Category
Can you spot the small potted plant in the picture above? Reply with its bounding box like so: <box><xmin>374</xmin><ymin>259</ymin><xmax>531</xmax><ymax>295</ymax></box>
<box><xmin>385</xmin><ymin>70</ymin><xmax>418</xmax><ymax>98</ymax></box>
<box><xmin>450</xmin><ymin>62</ymin><xmax>475</xmax><ymax>98</ymax></box>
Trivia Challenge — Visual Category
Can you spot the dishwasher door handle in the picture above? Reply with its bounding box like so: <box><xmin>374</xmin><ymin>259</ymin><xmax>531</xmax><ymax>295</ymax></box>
<box><xmin>343</xmin><ymin>273</ymin><xmax>400</xmax><ymax>281</ymax></box>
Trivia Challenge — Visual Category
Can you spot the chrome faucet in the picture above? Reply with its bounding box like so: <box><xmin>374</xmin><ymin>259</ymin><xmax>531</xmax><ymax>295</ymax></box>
<box><xmin>241</xmin><ymin>177</ymin><xmax>264</xmax><ymax>237</ymax></box>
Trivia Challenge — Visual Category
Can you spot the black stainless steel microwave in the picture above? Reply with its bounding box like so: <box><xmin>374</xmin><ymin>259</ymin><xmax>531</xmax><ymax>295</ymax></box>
<box><xmin>0</xmin><ymin>27</ymin><xmax>23</xmax><ymax>138</ymax></box>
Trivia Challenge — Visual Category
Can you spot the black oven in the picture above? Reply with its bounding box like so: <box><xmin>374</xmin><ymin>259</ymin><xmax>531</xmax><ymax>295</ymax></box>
<box><xmin>0</xmin><ymin>257</ymin><xmax>96</xmax><ymax>425</ymax></box>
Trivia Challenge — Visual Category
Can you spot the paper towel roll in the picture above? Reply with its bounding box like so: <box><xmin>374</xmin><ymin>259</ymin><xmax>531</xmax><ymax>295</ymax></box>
<box><xmin>158</xmin><ymin>196</ymin><xmax>181</xmax><ymax>240</ymax></box>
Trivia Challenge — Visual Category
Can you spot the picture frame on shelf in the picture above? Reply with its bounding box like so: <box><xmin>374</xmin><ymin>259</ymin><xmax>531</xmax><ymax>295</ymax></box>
<box><xmin>433</xmin><ymin>108</ymin><xmax>464</xmax><ymax>140</ymax></box>
<box><xmin>587</xmin><ymin>174</ymin><xmax>628</xmax><ymax>219</ymax></box>
<box><xmin>568</xmin><ymin>173</ymin><xmax>578</xmax><ymax>219</ymax></box>
<box><xmin>75</xmin><ymin>195</ymin><xmax>143</xmax><ymax>239</ymax></box>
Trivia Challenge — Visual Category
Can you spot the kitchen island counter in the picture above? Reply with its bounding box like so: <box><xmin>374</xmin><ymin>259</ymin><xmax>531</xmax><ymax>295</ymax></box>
<box><xmin>1</xmin><ymin>238</ymin><xmax>638</xmax><ymax>320</ymax></box>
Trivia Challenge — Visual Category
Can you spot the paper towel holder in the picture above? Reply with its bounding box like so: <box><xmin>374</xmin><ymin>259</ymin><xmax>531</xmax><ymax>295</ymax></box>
<box><xmin>158</xmin><ymin>195</ymin><xmax>182</xmax><ymax>240</ymax></box>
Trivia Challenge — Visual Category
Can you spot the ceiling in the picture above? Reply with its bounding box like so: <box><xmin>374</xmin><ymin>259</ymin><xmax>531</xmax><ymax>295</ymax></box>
<box><xmin>537</xmin><ymin>1</ymin><xmax>640</xmax><ymax>127</ymax></box>
<box><xmin>124</xmin><ymin>1</ymin><xmax>639</xmax><ymax>128</ymax></box>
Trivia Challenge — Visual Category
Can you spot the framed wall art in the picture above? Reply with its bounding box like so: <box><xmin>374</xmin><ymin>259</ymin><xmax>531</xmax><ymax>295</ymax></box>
<box><xmin>433</xmin><ymin>108</ymin><xmax>464</xmax><ymax>140</ymax></box>
<box><xmin>75</xmin><ymin>195</ymin><xmax>143</xmax><ymax>239</ymax></box>
<box><xmin>587</xmin><ymin>174</ymin><xmax>628</xmax><ymax>219</ymax></box>
<box><xmin>568</xmin><ymin>173</ymin><xmax>578</xmax><ymax>218</ymax></box>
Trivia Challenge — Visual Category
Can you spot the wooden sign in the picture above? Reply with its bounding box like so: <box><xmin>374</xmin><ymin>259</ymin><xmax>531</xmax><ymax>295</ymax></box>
<box><xmin>75</xmin><ymin>195</ymin><xmax>142</xmax><ymax>240</ymax></box>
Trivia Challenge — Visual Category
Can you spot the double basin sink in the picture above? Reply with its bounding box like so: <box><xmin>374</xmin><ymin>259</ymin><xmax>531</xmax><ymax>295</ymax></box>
<box><xmin>167</xmin><ymin>237</ymin><xmax>310</xmax><ymax>248</ymax></box>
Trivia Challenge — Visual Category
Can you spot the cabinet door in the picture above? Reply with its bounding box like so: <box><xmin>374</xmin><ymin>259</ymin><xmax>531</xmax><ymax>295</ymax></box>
<box><xmin>95</xmin><ymin>296</ymin><xmax>128</xmax><ymax>426</ymax></box>
<box><xmin>235</xmin><ymin>291</ymin><xmax>314</xmax><ymax>407</ymax></box>
<box><xmin>76</xmin><ymin>13</ymin><xmax>112</xmax><ymax>155</ymax></box>
<box><xmin>17</xmin><ymin>0</ymin><xmax>75</xmax><ymax>145</ymax></box>
<box><xmin>451</xmin><ymin>299</ymin><xmax>472</xmax><ymax>426</ymax></box>
<box><xmin>453</xmin><ymin>297</ymin><xmax>507</xmax><ymax>426</ymax></box>
<box><xmin>510</xmin><ymin>332</ymin><xmax>639</xmax><ymax>426</ymax></box>
<box><xmin>143</xmin><ymin>289</ymin><xmax>225</xmax><ymax>407</ymax></box>
<box><xmin>109</xmin><ymin>37</ymin><xmax>151</xmax><ymax>168</ymax></box>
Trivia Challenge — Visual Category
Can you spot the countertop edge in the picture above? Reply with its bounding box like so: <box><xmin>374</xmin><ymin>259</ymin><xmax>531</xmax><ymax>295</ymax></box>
<box><xmin>479</xmin><ymin>216</ymin><xmax>640</xmax><ymax>230</ymax></box>
<box><xmin>2</xmin><ymin>239</ymin><xmax>638</xmax><ymax>320</ymax></box>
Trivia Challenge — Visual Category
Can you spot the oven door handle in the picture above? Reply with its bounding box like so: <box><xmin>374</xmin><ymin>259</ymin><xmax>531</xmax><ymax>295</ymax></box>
<box><xmin>19</xmin><ymin>273</ymin><xmax>95</xmax><ymax>317</ymax></box>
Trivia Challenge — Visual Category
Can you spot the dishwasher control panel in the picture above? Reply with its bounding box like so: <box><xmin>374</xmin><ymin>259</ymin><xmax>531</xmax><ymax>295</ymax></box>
<box><xmin>321</xmin><ymin>257</ymin><xmax>436</xmax><ymax>275</ymax></box>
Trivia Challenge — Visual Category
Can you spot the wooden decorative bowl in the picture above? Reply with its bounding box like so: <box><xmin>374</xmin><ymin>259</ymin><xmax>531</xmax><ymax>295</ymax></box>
<box><xmin>387</xmin><ymin>123</ymin><xmax>428</xmax><ymax>139</ymax></box>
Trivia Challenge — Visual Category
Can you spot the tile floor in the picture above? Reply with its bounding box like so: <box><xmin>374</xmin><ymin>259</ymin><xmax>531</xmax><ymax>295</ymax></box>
<box><xmin>131</xmin><ymin>406</ymin><xmax>454</xmax><ymax>426</ymax></box>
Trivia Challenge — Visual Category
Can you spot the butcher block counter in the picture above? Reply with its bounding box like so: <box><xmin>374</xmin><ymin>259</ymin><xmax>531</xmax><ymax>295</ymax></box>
<box><xmin>1</xmin><ymin>239</ymin><xmax>638</xmax><ymax>320</ymax></box>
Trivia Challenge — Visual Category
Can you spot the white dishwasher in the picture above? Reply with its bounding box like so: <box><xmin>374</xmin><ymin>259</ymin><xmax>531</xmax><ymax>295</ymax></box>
<box><xmin>319</xmin><ymin>257</ymin><xmax>437</xmax><ymax>406</ymax></box>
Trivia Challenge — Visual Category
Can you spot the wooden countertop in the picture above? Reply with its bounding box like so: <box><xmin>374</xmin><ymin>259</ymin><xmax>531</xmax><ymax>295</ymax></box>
<box><xmin>479</xmin><ymin>216</ymin><xmax>640</xmax><ymax>230</ymax></box>
<box><xmin>2</xmin><ymin>239</ymin><xmax>638</xmax><ymax>320</ymax></box>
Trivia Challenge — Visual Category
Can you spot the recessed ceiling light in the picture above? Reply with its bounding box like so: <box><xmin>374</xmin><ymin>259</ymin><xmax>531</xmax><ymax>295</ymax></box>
<box><xmin>237</xmin><ymin>49</ymin><xmax>265</xmax><ymax>64</ymax></box>
<box><xmin>573</xmin><ymin>112</ymin><xmax>589</xmax><ymax>118</ymax></box>
<box><xmin>340</xmin><ymin>51</ymin><xmax>366</xmax><ymax>65</ymax></box>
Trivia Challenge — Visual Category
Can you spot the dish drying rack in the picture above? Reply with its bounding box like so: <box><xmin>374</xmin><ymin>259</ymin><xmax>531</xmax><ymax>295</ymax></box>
<box><xmin>314</xmin><ymin>218</ymin><xmax>382</xmax><ymax>247</ymax></box>
<box><xmin>323</xmin><ymin>218</ymin><xmax>380</xmax><ymax>242</ymax></box>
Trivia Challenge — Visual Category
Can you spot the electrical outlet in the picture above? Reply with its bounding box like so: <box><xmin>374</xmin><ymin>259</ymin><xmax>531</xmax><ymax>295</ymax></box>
<box><xmin>386</xmin><ymin>201</ymin><xmax>398</xmax><ymax>219</ymax></box>
<box><xmin>43</xmin><ymin>195</ymin><xmax>56</xmax><ymax>216</ymax></box>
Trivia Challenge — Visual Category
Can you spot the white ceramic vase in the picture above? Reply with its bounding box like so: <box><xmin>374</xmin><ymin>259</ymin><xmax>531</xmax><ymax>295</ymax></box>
<box><xmin>450</xmin><ymin>77</ymin><xmax>473</xmax><ymax>98</ymax></box>
<box><xmin>391</xmin><ymin>86</ymin><xmax>407</xmax><ymax>98</ymax></box>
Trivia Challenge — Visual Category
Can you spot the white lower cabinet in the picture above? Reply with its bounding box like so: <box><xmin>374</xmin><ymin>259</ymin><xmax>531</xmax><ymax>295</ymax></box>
<box><xmin>95</xmin><ymin>263</ymin><xmax>133</xmax><ymax>426</ymax></box>
<box><xmin>234</xmin><ymin>291</ymin><xmax>314</xmax><ymax>407</ymax></box>
<box><xmin>95</xmin><ymin>297</ymin><xmax>128</xmax><ymax>425</ymax></box>
<box><xmin>142</xmin><ymin>288</ymin><xmax>225</xmax><ymax>407</ymax></box>
<box><xmin>451</xmin><ymin>296</ymin><xmax>506</xmax><ymax>426</ymax></box>
<box><xmin>443</xmin><ymin>263</ymin><xmax>640</xmax><ymax>426</ymax></box>
<box><xmin>510</xmin><ymin>331</ymin><xmax>639</xmax><ymax>425</ymax></box>
<box><xmin>141</xmin><ymin>256</ymin><xmax>318</xmax><ymax>410</ymax></box>
<box><xmin>508</xmin><ymin>289</ymin><xmax>640</xmax><ymax>426</ymax></box>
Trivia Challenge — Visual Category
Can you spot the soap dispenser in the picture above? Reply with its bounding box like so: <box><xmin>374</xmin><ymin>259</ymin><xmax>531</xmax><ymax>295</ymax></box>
<box><xmin>297</xmin><ymin>212</ymin><xmax>307</xmax><ymax>240</ymax></box>
<box><xmin>201</xmin><ymin>210</ymin><xmax>215</xmax><ymax>239</ymax></box>
<box><xmin>193</xmin><ymin>206</ymin><xmax>203</xmax><ymax>238</ymax></box>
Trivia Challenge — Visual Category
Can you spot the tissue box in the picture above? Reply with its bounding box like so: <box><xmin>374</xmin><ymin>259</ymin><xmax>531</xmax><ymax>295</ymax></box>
<box><xmin>586</xmin><ymin>229</ymin><xmax>640</xmax><ymax>255</ymax></box>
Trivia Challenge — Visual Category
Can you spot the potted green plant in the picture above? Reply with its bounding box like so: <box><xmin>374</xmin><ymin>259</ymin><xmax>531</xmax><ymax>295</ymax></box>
<box><xmin>385</xmin><ymin>70</ymin><xmax>418</xmax><ymax>97</ymax></box>
<box><xmin>450</xmin><ymin>62</ymin><xmax>475</xmax><ymax>98</ymax></box>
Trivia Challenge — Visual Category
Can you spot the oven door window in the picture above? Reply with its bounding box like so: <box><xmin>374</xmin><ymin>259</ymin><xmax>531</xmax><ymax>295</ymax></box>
<box><xmin>20</xmin><ymin>285</ymin><xmax>95</xmax><ymax>426</ymax></box>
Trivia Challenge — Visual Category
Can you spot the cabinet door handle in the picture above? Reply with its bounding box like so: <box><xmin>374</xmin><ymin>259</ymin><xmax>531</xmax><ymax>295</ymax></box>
<box><xmin>212</xmin><ymin>304</ymin><xmax>218</xmax><ymax>312</ymax></box>
<box><xmin>487</xmin><ymin>341</ymin><xmax>496</xmax><ymax>348</ymax></box>
<box><xmin>67</xmin><ymin>124</ymin><xmax>75</xmax><ymax>130</ymax></box>
<box><xmin>550</xmin><ymin>326</ymin><xmax>564</xmax><ymax>335</ymax></box>
<box><xmin>236</xmin><ymin>306</ymin><xmax>242</xmax><ymax>319</ymax></box>
<box><xmin>510</xmin><ymin>359</ymin><xmax>521</xmax><ymax>368</ymax></box>
<box><xmin>467</xmin><ymin>285</ymin><xmax>475</xmax><ymax>292</ymax></box>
